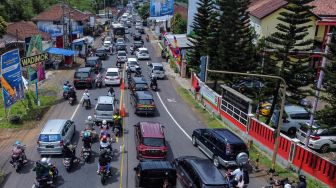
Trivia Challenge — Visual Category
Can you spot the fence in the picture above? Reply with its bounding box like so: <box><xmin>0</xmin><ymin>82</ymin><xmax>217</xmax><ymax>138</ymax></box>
<box><xmin>191</xmin><ymin>73</ymin><xmax>336</xmax><ymax>187</ymax></box>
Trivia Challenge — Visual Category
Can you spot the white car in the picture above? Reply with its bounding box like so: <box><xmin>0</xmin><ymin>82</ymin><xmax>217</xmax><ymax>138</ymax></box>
<box><xmin>103</xmin><ymin>41</ymin><xmax>112</xmax><ymax>52</ymax></box>
<box><xmin>136</xmin><ymin>47</ymin><xmax>150</xmax><ymax>60</ymax></box>
<box><xmin>105</xmin><ymin>68</ymin><xmax>121</xmax><ymax>86</ymax></box>
<box><xmin>117</xmin><ymin>51</ymin><xmax>128</xmax><ymax>63</ymax></box>
<box><xmin>127</xmin><ymin>58</ymin><xmax>140</xmax><ymax>72</ymax></box>
<box><xmin>148</xmin><ymin>62</ymin><xmax>165</xmax><ymax>79</ymax></box>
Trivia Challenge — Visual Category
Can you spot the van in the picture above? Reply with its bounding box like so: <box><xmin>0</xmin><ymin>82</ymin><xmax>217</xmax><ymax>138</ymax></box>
<box><xmin>271</xmin><ymin>105</ymin><xmax>310</xmax><ymax>135</ymax></box>
<box><xmin>148</xmin><ymin>63</ymin><xmax>165</xmax><ymax>79</ymax></box>
<box><xmin>37</xmin><ymin>119</ymin><xmax>76</xmax><ymax>155</ymax></box>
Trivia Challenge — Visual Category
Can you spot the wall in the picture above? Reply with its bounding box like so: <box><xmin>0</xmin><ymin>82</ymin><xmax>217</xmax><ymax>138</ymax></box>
<box><xmin>249</xmin><ymin>15</ymin><xmax>262</xmax><ymax>39</ymax></box>
<box><xmin>315</xmin><ymin>25</ymin><xmax>326</xmax><ymax>42</ymax></box>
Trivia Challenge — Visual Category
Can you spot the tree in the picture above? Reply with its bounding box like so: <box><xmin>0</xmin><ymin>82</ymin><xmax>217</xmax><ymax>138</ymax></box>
<box><xmin>264</xmin><ymin>0</ymin><xmax>315</xmax><ymax>124</ymax></box>
<box><xmin>171</xmin><ymin>13</ymin><xmax>187</xmax><ymax>34</ymax></box>
<box><xmin>316</xmin><ymin>30</ymin><xmax>336</xmax><ymax>128</ymax></box>
<box><xmin>31</xmin><ymin>0</ymin><xmax>45</xmax><ymax>14</ymax></box>
<box><xmin>187</xmin><ymin>0</ymin><xmax>213</xmax><ymax>70</ymax></box>
<box><xmin>138</xmin><ymin>3</ymin><xmax>150</xmax><ymax>20</ymax></box>
<box><xmin>0</xmin><ymin>16</ymin><xmax>7</xmax><ymax>38</ymax></box>
<box><xmin>216</xmin><ymin>0</ymin><xmax>256</xmax><ymax>81</ymax></box>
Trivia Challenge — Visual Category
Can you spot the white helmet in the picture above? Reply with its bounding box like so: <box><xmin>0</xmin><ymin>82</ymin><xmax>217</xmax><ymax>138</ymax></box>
<box><xmin>88</xmin><ymin>116</ymin><xmax>92</xmax><ymax>121</ymax></box>
<box><xmin>41</xmin><ymin>158</ymin><xmax>48</xmax><ymax>164</ymax></box>
<box><xmin>102</xmin><ymin>120</ymin><xmax>107</xmax><ymax>125</ymax></box>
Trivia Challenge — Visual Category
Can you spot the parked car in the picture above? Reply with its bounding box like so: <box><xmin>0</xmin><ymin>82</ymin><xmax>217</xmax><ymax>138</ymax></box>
<box><xmin>133</xmin><ymin>41</ymin><xmax>144</xmax><ymax>50</ymax></box>
<box><xmin>85</xmin><ymin>56</ymin><xmax>102</xmax><ymax>73</ymax></box>
<box><xmin>231</xmin><ymin>79</ymin><xmax>264</xmax><ymax>94</ymax></box>
<box><xmin>130</xmin><ymin>91</ymin><xmax>156</xmax><ymax>115</ymax></box>
<box><xmin>37</xmin><ymin>119</ymin><xmax>76</xmax><ymax>155</ymax></box>
<box><xmin>95</xmin><ymin>47</ymin><xmax>108</xmax><ymax>60</ymax></box>
<box><xmin>148</xmin><ymin>62</ymin><xmax>165</xmax><ymax>79</ymax></box>
<box><xmin>73</xmin><ymin>67</ymin><xmax>96</xmax><ymax>89</ymax></box>
<box><xmin>173</xmin><ymin>156</ymin><xmax>229</xmax><ymax>188</ymax></box>
<box><xmin>127</xmin><ymin>58</ymin><xmax>140</xmax><ymax>72</ymax></box>
<box><xmin>134</xmin><ymin>160</ymin><xmax>176</xmax><ymax>187</ymax></box>
<box><xmin>94</xmin><ymin>96</ymin><xmax>115</xmax><ymax>123</ymax></box>
<box><xmin>117</xmin><ymin>50</ymin><xmax>128</xmax><ymax>64</ymax></box>
<box><xmin>192</xmin><ymin>128</ymin><xmax>249</xmax><ymax>168</ymax></box>
<box><xmin>271</xmin><ymin>105</ymin><xmax>310</xmax><ymax>135</ymax></box>
<box><xmin>128</xmin><ymin>76</ymin><xmax>148</xmax><ymax>92</ymax></box>
<box><xmin>133</xmin><ymin>32</ymin><xmax>142</xmax><ymax>41</ymax></box>
<box><xmin>136</xmin><ymin>47</ymin><xmax>150</xmax><ymax>60</ymax></box>
<box><xmin>134</xmin><ymin>121</ymin><xmax>167</xmax><ymax>159</ymax></box>
<box><xmin>296</xmin><ymin>122</ymin><xmax>336</xmax><ymax>153</ymax></box>
<box><xmin>259</xmin><ymin>101</ymin><xmax>272</xmax><ymax>116</ymax></box>
<box><xmin>105</xmin><ymin>68</ymin><xmax>121</xmax><ymax>86</ymax></box>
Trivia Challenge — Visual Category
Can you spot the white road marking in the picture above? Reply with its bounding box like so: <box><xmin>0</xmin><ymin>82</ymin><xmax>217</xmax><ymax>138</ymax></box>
<box><xmin>70</xmin><ymin>96</ymin><xmax>83</xmax><ymax>120</ymax></box>
<box><xmin>156</xmin><ymin>93</ymin><xmax>192</xmax><ymax>141</ymax></box>
<box><xmin>167</xmin><ymin>98</ymin><xmax>176</xmax><ymax>103</ymax></box>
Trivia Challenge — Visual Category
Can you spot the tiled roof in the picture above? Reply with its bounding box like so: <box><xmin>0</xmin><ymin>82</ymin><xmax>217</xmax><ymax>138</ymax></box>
<box><xmin>248</xmin><ymin>0</ymin><xmax>288</xmax><ymax>19</ymax></box>
<box><xmin>309</xmin><ymin>0</ymin><xmax>336</xmax><ymax>16</ymax></box>
<box><xmin>6</xmin><ymin>21</ymin><xmax>51</xmax><ymax>41</ymax></box>
<box><xmin>32</xmin><ymin>3</ymin><xmax>89</xmax><ymax>22</ymax></box>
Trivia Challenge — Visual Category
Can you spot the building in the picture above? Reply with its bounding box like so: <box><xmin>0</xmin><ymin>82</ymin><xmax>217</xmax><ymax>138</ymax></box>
<box><xmin>187</xmin><ymin>0</ymin><xmax>198</xmax><ymax>34</ymax></box>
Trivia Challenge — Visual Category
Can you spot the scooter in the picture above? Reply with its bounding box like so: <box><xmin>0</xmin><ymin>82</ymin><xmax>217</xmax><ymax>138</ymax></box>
<box><xmin>63</xmin><ymin>158</ymin><xmax>72</xmax><ymax>172</ymax></box>
<box><xmin>83</xmin><ymin>99</ymin><xmax>91</xmax><ymax>109</ymax></box>
<box><xmin>96</xmin><ymin>79</ymin><xmax>103</xmax><ymax>88</ymax></box>
<box><xmin>63</xmin><ymin>91</ymin><xmax>69</xmax><ymax>100</ymax></box>
<box><xmin>69</xmin><ymin>97</ymin><xmax>76</xmax><ymax>105</ymax></box>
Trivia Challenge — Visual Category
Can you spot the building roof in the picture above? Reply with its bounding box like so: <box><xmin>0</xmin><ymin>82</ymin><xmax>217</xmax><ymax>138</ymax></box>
<box><xmin>309</xmin><ymin>0</ymin><xmax>336</xmax><ymax>16</ymax></box>
<box><xmin>165</xmin><ymin>34</ymin><xmax>192</xmax><ymax>49</ymax></box>
<box><xmin>6</xmin><ymin>21</ymin><xmax>51</xmax><ymax>41</ymax></box>
<box><xmin>248</xmin><ymin>0</ymin><xmax>288</xmax><ymax>19</ymax></box>
<box><xmin>32</xmin><ymin>3</ymin><xmax>89</xmax><ymax>22</ymax></box>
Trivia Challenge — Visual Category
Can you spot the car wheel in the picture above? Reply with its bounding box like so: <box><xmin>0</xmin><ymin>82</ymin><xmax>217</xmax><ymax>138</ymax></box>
<box><xmin>213</xmin><ymin>156</ymin><xmax>220</xmax><ymax>168</ymax></box>
<box><xmin>192</xmin><ymin>136</ymin><xmax>198</xmax><ymax>146</ymax></box>
<box><xmin>320</xmin><ymin>144</ymin><xmax>330</xmax><ymax>153</ymax></box>
<box><xmin>288</xmin><ymin>127</ymin><xmax>297</xmax><ymax>135</ymax></box>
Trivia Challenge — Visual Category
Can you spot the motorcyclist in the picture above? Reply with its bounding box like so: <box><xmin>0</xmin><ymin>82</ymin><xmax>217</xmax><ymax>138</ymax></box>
<box><xmin>62</xmin><ymin>143</ymin><xmax>77</xmax><ymax>164</ymax></box>
<box><xmin>150</xmin><ymin>76</ymin><xmax>158</xmax><ymax>89</ymax></box>
<box><xmin>100</xmin><ymin>135</ymin><xmax>112</xmax><ymax>152</ymax></box>
<box><xmin>68</xmin><ymin>86</ymin><xmax>77</xmax><ymax>100</ymax></box>
<box><xmin>130</xmin><ymin>45</ymin><xmax>134</xmax><ymax>54</ymax></box>
<box><xmin>97</xmin><ymin>149</ymin><xmax>111</xmax><ymax>174</ymax></box>
<box><xmin>113</xmin><ymin>109</ymin><xmax>122</xmax><ymax>133</ymax></box>
<box><xmin>298</xmin><ymin>175</ymin><xmax>307</xmax><ymax>188</ymax></box>
<box><xmin>96</xmin><ymin>72</ymin><xmax>103</xmax><ymax>84</ymax></box>
<box><xmin>101</xmin><ymin>119</ymin><xmax>109</xmax><ymax>130</ymax></box>
<box><xmin>10</xmin><ymin>140</ymin><xmax>27</xmax><ymax>164</ymax></box>
<box><xmin>33</xmin><ymin>158</ymin><xmax>57</xmax><ymax>182</ymax></box>
<box><xmin>63</xmin><ymin>81</ymin><xmax>70</xmax><ymax>93</ymax></box>
<box><xmin>229</xmin><ymin>165</ymin><xmax>244</xmax><ymax>187</ymax></box>
<box><xmin>85</xmin><ymin>116</ymin><xmax>95</xmax><ymax>130</ymax></box>
<box><xmin>82</xmin><ymin>89</ymin><xmax>91</xmax><ymax>107</ymax></box>
<box><xmin>108</xmin><ymin>87</ymin><xmax>115</xmax><ymax>97</ymax></box>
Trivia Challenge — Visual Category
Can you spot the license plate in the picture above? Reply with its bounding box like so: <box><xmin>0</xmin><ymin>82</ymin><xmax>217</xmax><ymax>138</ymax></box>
<box><xmin>46</xmin><ymin>145</ymin><xmax>54</xmax><ymax>148</ymax></box>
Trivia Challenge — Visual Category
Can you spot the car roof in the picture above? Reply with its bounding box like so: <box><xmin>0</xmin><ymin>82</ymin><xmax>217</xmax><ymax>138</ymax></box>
<box><xmin>107</xmin><ymin>68</ymin><xmax>119</xmax><ymax>72</ymax></box>
<box><xmin>139</xmin><ymin>121</ymin><xmax>164</xmax><ymax>138</ymax></box>
<box><xmin>151</xmin><ymin>63</ymin><xmax>163</xmax><ymax>67</ymax></box>
<box><xmin>118</xmin><ymin>50</ymin><xmax>127</xmax><ymax>54</ymax></box>
<box><xmin>212</xmin><ymin>129</ymin><xmax>246</xmax><ymax>145</ymax></box>
<box><xmin>104</xmin><ymin>41</ymin><xmax>111</xmax><ymax>44</ymax></box>
<box><xmin>41</xmin><ymin>119</ymin><xmax>68</xmax><ymax>134</ymax></box>
<box><xmin>87</xmin><ymin>56</ymin><xmax>99</xmax><ymax>60</ymax></box>
<box><xmin>136</xmin><ymin>91</ymin><xmax>153</xmax><ymax>99</ymax></box>
<box><xmin>96</xmin><ymin>47</ymin><xmax>106</xmax><ymax>50</ymax></box>
<box><xmin>183</xmin><ymin>156</ymin><xmax>227</xmax><ymax>185</ymax></box>
<box><xmin>76</xmin><ymin>67</ymin><xmax>91</xmax><ymax>72</ymax></box>
<box><xmin>97</xmin><ymin>96</ymin><xmax>114</xmax><ymax>104</ymax></box>
<box><xmin>133</xmin><ymin>76</ymin><xmax>147</xmax><ymax>83</ymax></box>
<box><xmin>138</xmin><ymin>47</ymin><xmax>147</xmax><ymax>50</ymax></box>
<box><xmin>284</xmin><ymin>105</ymin><xmax>308</xmax><ymax>113</ymax></box>
<box><xmin>128</xmin><ymin>58</ymin><xmax>137</xmax><ymax>62</ymax></box>
<box><xmin>139</xmin><ymin>160</ymin><xmax>175</xmax><ymax>171</ymax></box>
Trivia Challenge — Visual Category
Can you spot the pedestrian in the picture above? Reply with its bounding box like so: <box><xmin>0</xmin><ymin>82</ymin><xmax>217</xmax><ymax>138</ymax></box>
<box><xmin>195</xmin><ymin>82</ymin><xmax>201</xmax><ymax>101</ymax></box>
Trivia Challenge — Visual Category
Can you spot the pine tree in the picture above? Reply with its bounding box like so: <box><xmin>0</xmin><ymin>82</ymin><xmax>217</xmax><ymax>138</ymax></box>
<box><xmin>264</xmin><ymin>0</ymin><xmax>315</xmax><ymax>124</ymax></box>
<box><xmin>316</xmin><ymin>30</ymin><xmax>336</xmax><ymax>128</ymax></box>
<box><xmin>187</xmin><ymin>0</ymin><xmax>213</xmax><ymax>71</ymax></box>
<box><xmin>216</xmin><ymin>0</ymin><xmax>255</xmax><ymax>82</ymax></box>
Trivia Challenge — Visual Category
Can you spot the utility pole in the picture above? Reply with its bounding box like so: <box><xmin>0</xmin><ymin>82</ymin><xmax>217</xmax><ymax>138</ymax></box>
<box><xmin>305</xmin><ymin>33</ymin><xmax>332</xmax><ymax>147</ymax></box>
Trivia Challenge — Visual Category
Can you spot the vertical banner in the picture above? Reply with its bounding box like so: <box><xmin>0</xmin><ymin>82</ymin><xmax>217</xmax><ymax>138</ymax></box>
<box><xmin>26</xmin><ymin>35</ymin><xmax>45</xmax><ymax>82</ymax></box>
<box><xmin>1</xmin><ymin>49</ymin><xmax>25</xmax><ymax>108</ymax></box>
<box><xmin>150</xmin><ymin>0</ymin><xmax>174</xmax><ymax>17</ymax></box>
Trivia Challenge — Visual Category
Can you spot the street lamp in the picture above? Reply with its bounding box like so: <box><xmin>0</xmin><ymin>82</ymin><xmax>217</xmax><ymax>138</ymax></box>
<box><xmin>206</xmin><ymin>67</ymin><xmax>287</xmax><ymax>174</ymax></box>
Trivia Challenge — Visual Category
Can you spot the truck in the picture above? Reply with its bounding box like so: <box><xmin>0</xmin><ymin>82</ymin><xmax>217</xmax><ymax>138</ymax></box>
<box><xmin>112</xmin><ymin>23</ymin><xmax>125</xmax><ymax>42</ymax></box>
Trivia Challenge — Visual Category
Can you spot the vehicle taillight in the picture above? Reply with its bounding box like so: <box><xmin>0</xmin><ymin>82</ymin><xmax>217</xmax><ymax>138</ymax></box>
<box><xmin>60</xmin><ymin>140</ymin><xmax>64</xmax><ymax>146</ymax></box>
<box><xmin>86</xmin><ymin>77</ymin><xmax>92</xmax><ymax>82</ymax></box>
<box><xmin>226</xmin><ymin>144</ymin><xmax>232</xmax><ymax>155</ymax></box>
<box><xmin>310</xmin><ymin>135</ymin><xmax>320</xmax><ymax>140</ymax></box>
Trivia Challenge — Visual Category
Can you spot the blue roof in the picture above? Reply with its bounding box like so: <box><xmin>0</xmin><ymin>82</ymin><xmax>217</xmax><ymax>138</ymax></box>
<box><xmin>46</xmin><ymin>48</ymin><xmax>75</xmax><ymax>56</ymax></box>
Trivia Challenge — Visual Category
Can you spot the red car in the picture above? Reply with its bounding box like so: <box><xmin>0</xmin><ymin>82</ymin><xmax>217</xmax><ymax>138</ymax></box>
<box><xmin>134</xmin><ymin>121</ymin><xmax>168</xmax><ymax>160</ymax></box>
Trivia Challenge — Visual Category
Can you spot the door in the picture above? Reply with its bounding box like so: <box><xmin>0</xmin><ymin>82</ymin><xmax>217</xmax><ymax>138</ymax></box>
<box><xmin>198</xmin><ymin>130</ymin><xmax>214</xmax><ymax>158</ymax></box>
<box><xmin>177</xmin><ymin>160</ymin><xmax>194</xmax><ymax>187</ymax></box>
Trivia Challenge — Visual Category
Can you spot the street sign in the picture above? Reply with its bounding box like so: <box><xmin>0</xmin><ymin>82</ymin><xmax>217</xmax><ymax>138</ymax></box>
<box><xmin>198</xmin><ymin>56</ymin><xmax>207</xmax><ymax>82</ymax></box>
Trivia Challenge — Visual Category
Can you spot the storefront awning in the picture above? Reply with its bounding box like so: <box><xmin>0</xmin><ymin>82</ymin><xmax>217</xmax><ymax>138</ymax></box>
<box><xmin>46</xmin><ymin>48</ymin><xmax>75</xmax><ymax>56</ymax></box>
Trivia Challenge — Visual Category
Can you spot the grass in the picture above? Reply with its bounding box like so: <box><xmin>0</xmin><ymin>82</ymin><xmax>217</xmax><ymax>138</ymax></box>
<box><xmin>0</xmin><ymin>168</ymin><xmax>4</xmax><ymax>185</ymax></box>
<box><xmin>176</xmin><ymin>87</ymin><xmax>326</xmax><ymax>188</ymax></box>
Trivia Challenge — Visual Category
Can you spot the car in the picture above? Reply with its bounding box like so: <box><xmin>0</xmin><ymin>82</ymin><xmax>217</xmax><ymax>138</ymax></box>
<box><xmin>94</xmin><ymin>96</ymin><xmax>115</xmax><ymax>123</ymax></box>
<box><xmin>231</xmin><ymin>79</ymin><xmax>264</xmax><ymax>95</ymax></box>
<box><xmin>130</xmin><ymin>91</ymin><xmax>156</xmax><ymax>115</ymax></box>
<box><xmin>104</xmin><ymin>36</ymin><xmax>113</xmax><ymax>43</ymax></box>
<box><xmin>133</xmin><ymin>32</ymin><xmax>142</xmax><ymax>41</ymax></box>
<box><xmin>126</xmin><ymin>58</ymin><xmax>140</xmax><ymax>72</ymax></box>
<box><xmin>128</xmin><ymin>76</ymin><xmax>148</xmax><ymax>92</ymax></box>
<box><xmin>134</xmin><ymin>121</ymin><xmax>167</xmax><ymax>159</ymax></box>
<box><xmin>95</xmin><ymin>47</ymin><xmax>108</xmax><ymax>60</ymax></box>
<box><xmin>173</xmin><ymin>156</ymin><xmax>229</xmax><ymax>188</ymax></box>
<box><xmin>103</xmin><ymin>41</ymin><xmax>112</xmax><ymax>52</ymax></box>
<box><xmin>73</xmin><ymin>67</ymin><xmax>96</xmax><ymax>89</ymax></box>
<box><xmin>85</xmin><ymin>56</ymin><xmax>102</xmax><ymax>73</ymax></box>
<box><xmin>117</xmin><ymin>50</ymin><xmax>127</xmax><ymax>64</ymax></box>
<box><xmin>136</xmin><ymin>47</ymin><xmax>150</xmax><ymax>60</ymax></box>
<box><xmin>116</xmin><ymin>44</ymin><xmax>127</xmax><ymax>52</ymax></box>
<box><xmin>116</xmin><ymin>38</ymin><xmax>125</xmax><ymax>45</ymax></box>
<box><xmin>125</xmin><ymin>28</ymin><xmax>130</xmax><ymax>34</ymax></box>
<box><xmin>134</xmin><ymin>160</ymin><xmax>177</xmax><ymax>187</ymax></box>
<box><xmin>296</xmin><ymin>122</ymin><xmax>336</xmax><ymax>153</ymax></box>
<box><xmin>105</xmin><ymin>68</ymin><xmax>121</xmax><ymax>86</ymax></box>
<box><xmin>271</xmin><ymin>105</ymin><xmax>310</xmax><ymax>135</ymax></box>
<box><xmin>192</xmin><ymin>128</ymin><xmax>249</xmax><ymax>168</ymax></box>
<box><xmin>136</xmin><ymin>26</ymin><xmax>145</xmax><ymax>34</ymax></box>
<box><xmin>133</xmin><ymin>41</ymin><xmax>144</xmax><ymax>50</ymax></box>
<box><xmin>148</xmin><ymin>62</ymin><xmax>165</xmax><ymax>79</ymax></box>
<box><xmin>126</xmin><ymin>20</ymin><xmax>132</xmax><ymax>28</ymax></box>
<box><xmin>37</xmin><ymin>119</ymin><xmax>76</xmax><ymax>155</ymax></box>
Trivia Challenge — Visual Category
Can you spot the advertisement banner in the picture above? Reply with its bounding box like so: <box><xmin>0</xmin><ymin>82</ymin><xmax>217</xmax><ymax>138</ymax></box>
<box><xmin>26</xmin><ymin>35</ymin><xmax>46</xmax><ymax>82</ymax></box>
<box><xmin>150</xmin><ymin>0</ymin><xmax>174</xmax><ymax>17</ymax></box>
<box><xmin>200</xmin><ymin>83</ymin><xmax>220</xmax><ymax>107</ymax></box>
<box><xmin>1</xmin><ymin>49</ymin><xmax>25</xmax><ymax>108</ymax></box>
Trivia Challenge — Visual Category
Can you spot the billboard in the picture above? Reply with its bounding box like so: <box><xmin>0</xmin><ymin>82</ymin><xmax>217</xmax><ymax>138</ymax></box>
<box><xmin>26</xmin><ymin>35</ymin><xmax>46</xmax><ymax>82</ymax></box>
<box><xmin>150</xmin><ymin>0</ymin><xmax>174</xmax><ymax>17</ymax></box>
<box><xmin>1</xmin><ymin>49</ymin><xmax>25</xmax><ymax>108</ymax></box>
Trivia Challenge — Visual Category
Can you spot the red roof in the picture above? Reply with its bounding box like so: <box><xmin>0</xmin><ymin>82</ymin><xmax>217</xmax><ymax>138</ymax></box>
<box><xmin>309</xmin><ymin>0</ymin><xmax>336</xmax><ymax>16</ymax></box>
<box><xmin>248</xmin><ymin>0</ymin><xmax>288</xmax><ymax>19</ymax></box>
<box><xmin>6</xmin><ymin>21</ymin><xmax>51</xmax><ymax>41</ymax></box>
<box><xmin>32</xmin><ymin>3</ymin><xmax>89</xmax><ymax>22</ymax></box>
<box><xmin>140</xmin><ymin>122</ymin><xmax>164</xmax><ymax>138</ymax></box>
<box><xmin>174</xmin><ymin>4</ymin><xmax>188</xmax><ymax>20</ymax></box>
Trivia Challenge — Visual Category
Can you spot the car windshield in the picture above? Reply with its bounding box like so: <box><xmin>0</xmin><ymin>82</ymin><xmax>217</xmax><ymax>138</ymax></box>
<box><xmin>117</xmin><ymin>39</ymin><xmax>124</xmax><ymax>43</ymax></box>
<box><xmin>39</xmin><ymin>134</ymin><xmax>61</xmax><ymax>142</ymax></box>
<box><xmin>96</xmin><ymin>104</ymin><xmax>113</xmax><ymax>111</ymax></box>
<box><xmin>153</xmin><ymin>66</ymin><xmax>163</xmax><ymax>71</ymax></box>
<box><xmin>140</xmin><ymin>50</ymin><xmax>148</xmax><ymax>54</ymax></box>
<box><xmin>129</xmin><ymin>61</ymin><xmax>138</xmax><ymax>66</ymax></box>
<box><xmin>96</xmin><ymin>49</ymin><xmax>105</xmax><ymax>53</ymax></box>
<box><xmin>136</xmin><ymin>83</ymin><xmax>148</xmax><ymax>89</ymax></box>
<box><xmin>86</xmin><ymin>60</ymin><xmax>96</xmax><ymax>65</ymax></box>
<box><xmin>118</xmin><ymin>52</ymin><xmax>127</xmax><ymax>56</ymax></box>
<box><xmin>143</xmin><ymin>138</ymin><xmax>164</xmax><ymax>147</ymax></box>
<box><xmin>75</xmin><ymin>72</ymin><xmax>89</xmax><ymax>78</ymax></box>
<box><xmin>139</xmin><ymin>99</ymin><xmax>153</xmax><ymax>105</ymax></box>
<box><xmin>106</xmin><ymin>71</ymin><xmax>119</xmax><ymax>77</ymax></box>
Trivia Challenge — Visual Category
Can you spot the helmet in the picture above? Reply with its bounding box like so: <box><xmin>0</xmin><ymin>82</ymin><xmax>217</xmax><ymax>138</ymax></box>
<box><xmin>85</xmin><ymin>89</ymin><xmax>88</xmax><ymax>92</ymax></box>
<box><xmin>102</xmin><ymin>120</ymin><xmax>107</xmax><ymax>125</ymax></box>
<box><xmin>299</xmin><ymin>175</ymin><xmax>306</xmax><ymax>181</ymax></box>
<box><xmin>83</xmin><ymin>131</ymin><xmax>90</xmax><ymax>138</ymax></box>
<box><xmin>88</xmin><ymin>116</ymin><xmax>92</xmax><ymax>121</ymax></box>
<box><xmin>114</xmin><ymin>109</ymin><xmax>120</xmax><ymax>115</ymax></box>
<box><xmin>15</xmin><ymin>140</ymin><xmax>21</xmax><ymax>145</ymax></box>
<box><xmin>64</xmin><ymin>81</ymin><xmax>69</xmax><ymax>85</ymax></box>
<box><xmin>41</xmin><ymin>158</ymin><xmax>48</xmax><ymax>164</ymax></box>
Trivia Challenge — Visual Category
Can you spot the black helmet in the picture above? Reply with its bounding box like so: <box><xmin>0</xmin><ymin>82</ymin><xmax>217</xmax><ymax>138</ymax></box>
<box><xmin>299</xmin><ymin>175</ymin><xmax>306</xmax><ymax>181</ymax></box>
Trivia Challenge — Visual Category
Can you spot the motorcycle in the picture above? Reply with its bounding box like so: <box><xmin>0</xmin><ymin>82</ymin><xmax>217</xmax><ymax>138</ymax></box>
<box><xmin>96</xmin><ymin>79</ymin><xmax>103</xmax><ymax>88</ymax></box>
<box><xmin>82</xmin><ymin>147</ymin><xmax>91</xmax><ymax>162</ymax></box>
<box><xmin>34</xmin><ymin>164</ymin><xmax>58</xmax><ymax>188</ymax></box>
<box><xmin>99</xmin><ymin>165</ymin><xmax>109</xmax><ymax>185</ymax></box>
<box><xmin>63</xmin><ymin>91</ymin><xmax>69</xmax><ymax>100</ymax></box>
<box><xmin>150</xmin><ymin>82</ymin><xmax>157</xmax><ymax>91</ymax></box>
<box><xmin>63</xmin><ymin>158</ymin><xmax>72</xmax><ymax>172</ymax></box>
<box><xmin>69</xmin><ymin>97</ymin><xmax>76</xmax><ymax>105</ymax></box>
<box><xmin>83</xmin><ymin>99</ymin><xmax>91</xmax><ymax>109</ymax></box>
<box><xmin>10</xmin><ymin>155</ymin><xmax>27</xmax><ymax>173</ymax></box>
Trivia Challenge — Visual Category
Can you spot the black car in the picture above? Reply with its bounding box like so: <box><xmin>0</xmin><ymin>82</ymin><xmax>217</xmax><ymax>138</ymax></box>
<box><xmin>133</xmin><ymin>41</ymin><xmax>144</xmax><ymax>50</ymax></box>
<box><xmin>130</xmin><ymin>91</ymin><xmax>156</xmax><ymax>115</ymax></box>
<box><xmin>128</xmin><ymin>76</ymin><xmax>148</xmax><ymax>92</ymax></box>
<box><xmin>173</xmin><ymin>156</ymin><xmax>229</xmax><ymax>188</ymax></box>
<box><xmin>192</xmin><ymin>128</ymin><xmax>249</xmax><ymax>168</ymax></box>
<box><xmin>231</xmin><ymin>79</ymin><xmax>264</xmax><ymax>95</ymax></box>
<box><xmin>133</xmin><ymin>32</ymin><xmax>143</xmax><ymax>41</ymax></box>
<box><xmin>134</xmin><ymin>160</ymin><xmax>177</xmax><ymax>188</ymax></box>
<box><xmin>116</xmin><ymin>44</ymin><xmax>127</xmax><ymax>52</ymax></box>
<box><xmin>95</xmin><ymin>47</ymin><xmax>108</xmax><ymax>60</ymax></box>
<box><xmin>85</xmin><ymin>56</ymin><xmax>102</xmax><ymax>73</ymax></box>
<box><xmin>73</xmin><ymin>67</ymin><xmax>96</xmax><ymax>89</ymax></box>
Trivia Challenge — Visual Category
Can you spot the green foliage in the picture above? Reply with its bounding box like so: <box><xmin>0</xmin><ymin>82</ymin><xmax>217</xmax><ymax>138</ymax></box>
<box><xmin>138</xmin><ymin>3</ymin><xmax>150</xmax><ymax>20</ymax></box>
<box><xmin>0</xmin><ymin>16</ymin><xmax>7</xmax><ymax>38</ymax></box>
<box><xmin>171</xmin><ymin>13</ymin><xmax>187</xmax><ymax>34</ymax></box>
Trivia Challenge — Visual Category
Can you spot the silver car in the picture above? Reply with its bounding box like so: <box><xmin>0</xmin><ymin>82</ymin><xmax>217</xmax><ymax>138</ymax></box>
<box><xmin>117</xmin><ymin>50</ymin><xmax>128</xmax><ymax>63</ymax></box>
<box><xmin>148</xmin><ymin>63</ymin><xmax>165</xmax><ymax>79</ymax></box>
<box><xmin>37</xmin><ymin>119</ymin><xmax>76</xmax><ymax>155</ymax></box>
<box><xmin>94</xmin><ymin>96</ymin><xmax>115</xmax><ymax>123</ymax></box>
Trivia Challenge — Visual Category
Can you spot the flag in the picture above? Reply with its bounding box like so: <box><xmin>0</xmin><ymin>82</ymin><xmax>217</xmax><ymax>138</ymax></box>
<box><xmin>173</xmin><ymin>35</ymin><xmax>177</xmax><ymax>46</ymax></box>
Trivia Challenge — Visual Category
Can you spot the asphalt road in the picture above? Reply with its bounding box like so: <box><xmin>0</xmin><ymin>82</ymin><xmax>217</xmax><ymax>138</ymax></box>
<box><xmin>2</xmin><ymin>20</ymin><xmax>269</xmax><ymax>188</ymax></box>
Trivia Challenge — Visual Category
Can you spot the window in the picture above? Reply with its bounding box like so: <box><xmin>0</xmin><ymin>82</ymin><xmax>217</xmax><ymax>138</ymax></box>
<box><xmin>290</xmin><ymin>113</ymin><xmax>309</xmax><ymax>120</ymax></box>
<box><xmin>138</xmin><ymin>99</ymin><xmax>154</xmax><ymax>105</ymax></box>
<box><xmin>135</xmin><ymin>83</ymin><xmax>148</xmax><ymax>90</ymax></box>
<box><xmin>39</xmin><ymin>134</ymin><xmax>61</xmax><ymax>142</ymax></box>
<box><xmin>75</xmin><ymin>72</ymin><xmax>89</xmax><ymax>78</ymax></box>
<box><xmin>153</xmin><ymin>66</ymin><xmax>164</xmax><ymax>71</ymax></box>
<box><xmin>96</xmin><ymin>104</ymin><xmax>113</xmax><ymax>111</ymax></box>
<box><xmin>86</xmin><ymin>60</ymin><xmax>97</xmax><ymax>66</ymax></box>
<box><xmin>106</xmin><ymin>72</ymin><xmax>119</xmax><ymax>77</ymax></box>
<box><xmin>143</xmin><ymin>138</ymin><xmax>165</xmax><ymax>147</ymax></box>
<box><xmin>118</xmin><ymin>52</ymin><xmax>127</xmax><ymax>56</ymax></box>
